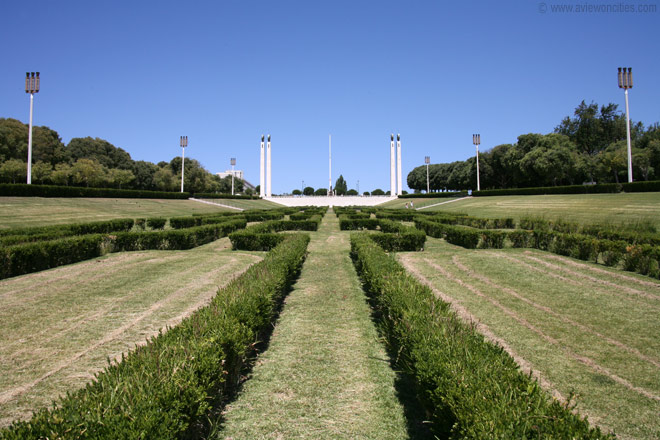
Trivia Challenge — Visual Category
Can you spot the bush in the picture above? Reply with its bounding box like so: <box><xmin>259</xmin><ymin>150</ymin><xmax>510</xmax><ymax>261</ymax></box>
<box><xmin>1</xmin><ymin>234</ymin><xmax>310</xmax><ymax>439</ymax></box>
<box><xmin>349</xmin><ymin>234</ymin><xmax>610</xmax><ymax>439</ymax></box>
<box><xmin>398</xmin><ymin>191</ymin><xmax>468</xmax><ymax>199</ymax></box>
<box><xmin>146</xmin><ymin>217</ymin><xmax>167</xmax><ymax>230</ymax></box>
<box><xmin>0</xmin><ymin>183</ymin><xmax>190</xmax><ymax>199</ymax></box>
<box><xmin>473</xmin><ymin>184</ymin><xmax>620</xmax><ymax>197</ymax></box>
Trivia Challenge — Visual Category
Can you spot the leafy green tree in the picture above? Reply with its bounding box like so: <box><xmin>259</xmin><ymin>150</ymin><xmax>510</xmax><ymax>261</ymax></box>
<box><xmin>363</xmin><ymin>191</ymin><xmax>370</xmax><ymax>196</ymax></box>
<box><xmin>67</xmin><ymin>137</ymin><xmax>133</xmax><ymax>169</ymax></box>
<box><xmin>314</xmin><ymin>188</ymin><xmax>327</xmax><ymax>196</ymax></box>
<box><xmin>347</xmin><ymin>189</ymin><xmax>358</xmax><ymax>195</ymax></box>
<box><xmin>292</xmin><ymin>189</ymin><xmax>302</xmax><ymax>195</ymax></box>
<box><xmin>334</xmin><ymin>175</ymin><xmax>347</xmax><ymax>195</ymax></box>
<box><xmin>0</xmin><ymin>159</ymin><xmax>27</xmax><ymax>183</ymax></box>
<box><xmin>33</xmin><ymin>126</ymin><xmax>66</xmax><ymax>165</ymax></box>
<box><xmin>51</xmin><ymin>163</ymin><xmax>72</xmax><ymax>185</ymax></box>
<box><xmin>71</xmin><ymin>159</ymin><xmax>107</xmax><ymax>187</ymax></box>
<box><xmin>371</xmin><ymin>188</ymin><xmax>385</xmax><ymax>195</ymax></box>
<box><xmin>132</xmin><ymin>160</ymin><xmax>159</xmax><ymax>190</ymax></box>
<box><xmin>32</xmin><ymin>161</ymin><xmax>53</xmax><ymax>184</ymax></box>
<box><xmin>153</xmin><ymin>167</ymin><xmax>177</xmax><ymax>191</ymax></box>
<box><xmin>599</xmin><ymin>141</ymin><xmax>628</xmax><ymax>184</ymax></box>
<box><xmin>0</xmin><ymin>118</ymin><xmax>28</xmax><ymax>162</ymax></box>
<box><xmin>107</xmin><ymin>168</ymin><xmax>135</xmax><ymax>189</ymax></box>
<box><xmin>303</xmin><ymin>186</ymin><xmax>314</xmax><ymax>196</ymax></box>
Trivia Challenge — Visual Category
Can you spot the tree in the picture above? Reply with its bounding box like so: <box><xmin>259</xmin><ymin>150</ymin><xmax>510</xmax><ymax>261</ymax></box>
<box><xmin>372</xmin><ymin>188</ymin><xmax>385</xmax><ymax>195</ymax></box>
<box><xmin>292</xmin><ymin>189</ymin><xmax>302</xmax><ymax>195</ymax></box>
<box><xmin>255</xmin><ymin>184</ymin><xmax>261</xmax><ymax>195</ymax></box>
<box><xmin>347</xmin><ymin>189</ymin><xmax>358</xmax><ymax>195</ymax></box>
<box><xmin>303</xmin><ymin>186</ymin><xmax>314</xmax><ymax>196</ymax></box>
<box><xmin>71</xmin><ymin>159</ymin><xmax>107</xmax><ymax>187</ymax></box>
<box><xmin>334</xmin><ymin>175</ymin><xmax>347</xmax><ymax>195</ymax></box>
<box><xmin>0</xmin><ymin>118</ymin><xmax>28</xmax><ymax>162</ymax></box>
<box><xmin>132</xmin><ymin>160</ymin><xmax>159</xmax><ymax>190</ymax></box>
<box><xmin>67</xmin><ymin>137</ymin><xmax>133</xmax><ymax>169</ymax></box>
<box><xmin>33</xmin><ymin>126</ymin><xmax>66</xmax><ymax>165</ymax></box>
<box><xmin>32</xmin><ymin>161</ymin><xmax>53</xmax><ymax>184</ymax></box>
<box><xmin>0</xmin><ymin>159</ymin><xmax>27</xmax><ymax>183</ymax></box>
<box><xmin>314</xmin><ymin>188</ymin><xmax>328</xmax><ymax>196</ymax></box>
<box><xmin>153</xmin><ymin>167</ymin><xmax>177</xmax><ymax>191</ymax></box>
<box><xmin>51</xmin><ymin>163</ymin><xmax>72</xmax><ymax>186</ymax></box>
<box><xmin>107</xmin><ymin>168</ymin><xmax>135</xmax><ymax>189</ymax></box>
<box><xmin>363</xmin><ymin>191</ymin><xmax>370</xmax><ymax>196</ymax></box>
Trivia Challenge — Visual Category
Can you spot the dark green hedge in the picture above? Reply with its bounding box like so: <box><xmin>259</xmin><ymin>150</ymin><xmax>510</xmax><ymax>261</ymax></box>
<box><xmin>0</xmin><ymin>219</ymin><xmax>135</xmax><ymax>238</ymax></box>
<box><xmin>1</xmin><ymin>234</ymin><xmax>309</xmax><ymax>440</ymax></box>
<box><xmin>473</xmin><ymin>184</ymin><xmax>620</xmax><ymax>197</ymax></box>
<box><xmin>228</xmin><ymin>215</ymin><xmax>321</xmax><ymax>251</ymax></box>
<box><xmin>145</xmin><ymin>217</ymin><xmax>167</xmax><ymax>230</ymax></box>
<box><xmin>192</xmin><ymin>193</ymin><xmax>260</xmax><ymax>200</ymax></box>
<box><xmin>621</xmin><ymin>180</ymin><xmax>660</xmax><ymax>192</ymax></box>
<box><xmin>398</xmin><ymin>191</ymin><xmax>468</xmax><ymax>199</ymax></box>
<box><xmin>0</xmin><ymin>183</ymin><xmax>190</xmax><ymax>199</ymax></box>
<box><xmin>349</xmin><ymin>233</ymin><xmax>611</xmax><ymax>439</ymax></box>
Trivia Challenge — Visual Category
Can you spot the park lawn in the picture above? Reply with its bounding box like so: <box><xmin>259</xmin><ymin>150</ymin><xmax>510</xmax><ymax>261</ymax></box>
<box><xmin>426</xmin><ymin>192</ymin><xmax>660</xmax><ymax>229</ymax></box>
<box><xmin>196</xmin><ymin>197</ymin><xmax>283</xmax><ymax>210</ymax></box>
<box><xmin>216</xmin><ymin>211</ymin><xmax>427</xmax><ymax>439</ymax></box>
<box><xmin>379</xmin><ymin>196</ymin><xmax>467</xmax><ymax>209</ymax></box>
<box><xmin>0</xmin><ymin>237</ymin><xmax>263</xmax><ymax>427</ymax></box>
<box><xmin>0</xmin><ymin>197</ymin><xmax>279</xmax><ymax>229</ymax></box>
<box><xmin>398</xmin><ymin>237</ymin><xmax>660</xmax><ymax>440</ymax></box>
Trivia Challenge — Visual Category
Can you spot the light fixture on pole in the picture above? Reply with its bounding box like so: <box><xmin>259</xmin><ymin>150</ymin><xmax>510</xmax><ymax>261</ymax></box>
<box><xmin>230</xmin><ymin>158</ymin><xmax>236</xmax><ymax>195</ymax></box>
<box><xmin>25</xmin><ymin>72</ymin><xmax>40</xmax><ymax>184</ymax></box>
<box><xmin>180</xmin><ymin>136</ymin><xmax>188</xmax><ymax>193</ymax></box>
<box><xmin>472</xmin><ymin>134</ymin><xmax>481</xmax><ymax>191</ymax></box>
<box><xmin>425</xmin><ymin>156</ymin><xmax>430</xmax><ymax>193</ymax></box>
<box><xmin>618</xmin><ymin>67</ymin><xmax>634</xmax><ymax>182</ymax></box>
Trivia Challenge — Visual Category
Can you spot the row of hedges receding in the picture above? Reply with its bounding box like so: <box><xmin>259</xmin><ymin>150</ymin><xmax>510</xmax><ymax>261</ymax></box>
<box><xmin>228</xmin><ymin>216</ymin><xmax>322</xmax><ymax>251</ymax></box>
<box><xmin>0</xmin><ymin>219</ymin><xmax>247</xmax><ymax>279</ymax></box>
<box><xmin>337</xmin><ymin>214</ymin><xmax>426</xmax><ymax>251</ymax></box>
<box><xmin>0</xmin><ymin>218</ymin><xmax>136</xmax><ymax>239</ymax></box>
<box><xmin>1</xmin><ymin>234</ymin><xmax>310</xmax><ymax>439</ymax></box>
<box><xmin>398</xmin><ymin>191</ymin><xmax>468</xmax><ymax>199</ymax></box>
<box><xmin>192</xmin><ymin>193</ymin><xmax>260</xmax><ymax>200</ymax></box>
<box><xmin>415</xmin><ymin>218</ymin><xmax>507</xmax><ymax>249</ymax></box>
<box><xmin>349</xmin><ymin>233</ymin><xmax>611</xmax><ymax>439</ymax></box>
<box><xmin>0</xmin><ymin>183</ymin><xmax>190</xmax><ymax>199</ymax></box>
<box><xmin>472</xmin><ymin>180</ymin><xmax>660</xmax><ymax>197</ymax></box>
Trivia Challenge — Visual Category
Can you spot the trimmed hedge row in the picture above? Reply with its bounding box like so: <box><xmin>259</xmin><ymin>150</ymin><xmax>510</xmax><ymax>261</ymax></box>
<box><xmin>192</xmin><ymin>193</ymin><xmax>260</xmax><ymax>200</ymax></box>
<box><xmin>474</xmin><ymin>180</ymin><xmax>660</xmax><ymax>197</ymax></box>
<box><xmin>349</xmin><ymin>233</ymin><xmax>611</xmax><ymax>439</ymax></box>
<box><xmin>398</xmin><ymin>191</ymin><xmax>467</xmax><ymax>199</ymax></box>
<box><xmin>0</xmin><ymin>218</ymin><xmax>135</xmax><ymax>238</ymax></box>
<box><xmin>0</xmin><ymin>219</ymin><xmax>247</xmax><ymax>279</ymax></box>
<box><xmin>425</xmin><ymin>213</ymin><xmax>514</xmax><ymax>229</ymax></box>
<box><xmin>1</xmin><ymin>234</ymin><xmax>310</xmax><ymax>439</ymax></box>
<box><xmin>415</xmin><ymin>218</ymin><xmax>506</xmax><ymax>249</ymax></box>
<box><xmin>0</xmin><ymin>235</ymin><xmax>105</xmax><ymax>279</ymax></box>
<box><xmin>0</xmin><ymin>183</ymin><xmax>190</xmax><ymax>199</ymax></box>
<box><xmin>229</xmin><ymin>215</ymin><xmax>322</xmax><ymax>251</ymax></box>
<box><xmin>110</xmin><ymin>219</ymin><xmax>247</xmax><ymax>252</ymax></box>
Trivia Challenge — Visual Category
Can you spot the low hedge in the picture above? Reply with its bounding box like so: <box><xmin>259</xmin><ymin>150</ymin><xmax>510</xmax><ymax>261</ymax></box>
<box><xmin>339</xmin><ymin>217</ymin><xmax>380</xmax><ymax>230</ymax></box>
<box><xmin>349</xmin><ymin>233</ymin><xmax>611</xmax><ymax>439</ymax></box>
<box><xmin>0</xmin><ymin>218</ymin><xmax>135</xmax><ymax>238</ymax></box>
<box><xmin>0</xmin><ymin>235</ymin><xmax>105</xmax><ymax>279</ymax></box>
<box><xmin>0</xmin><ymin>183</ymin><xmax>190</xmax><ymax>199</ymax></box>
<box><xmin>228</xmin><ymin>216</ymin><xmax>321</xmax><ymax>251</ymax></box>
<box><xmin>1</xmin><ymin>234</ymin><xmax>310</xmax><ymax>439</ymax></box>
<box><xmin>145</xmin><ymin>217</ymin><xmax>167</xmax><ymax>230</ymax></box>
<box><xmin>473</xmin><ymin>184</ymin><xmax>620</xmax><ymax>197</ymax></box>
<box><xmin>192</xmin><ymin>193</ymin><xmax>260</xmax><ymax>200</ymax></box>
<box><xmin>243</xmin><ymin>211</ymin><xmax>286</xmax><ymax>222</ymax></box>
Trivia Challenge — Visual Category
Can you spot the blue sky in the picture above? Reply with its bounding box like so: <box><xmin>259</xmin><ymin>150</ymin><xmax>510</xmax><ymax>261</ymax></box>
<box><xmin>1</xmin><ymin>0</ymin><xmax>658</xmax><ymax>193</ymax></box>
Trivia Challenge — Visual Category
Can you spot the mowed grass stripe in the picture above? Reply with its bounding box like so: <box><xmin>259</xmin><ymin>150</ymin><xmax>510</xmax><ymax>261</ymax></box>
<box><xmin>398</xmin><ymin>237</ymin><xmax>660</xmax><ymax>439</ymax></box>
<box><xmin>0</xmin><ymin>238</ymin><xmax>262</xmax><ymax>427</ymax></box>
<box><xmin>217</xmin><ymin>212</ymin><xmax>409</xmax><ymax>439</ymax></box>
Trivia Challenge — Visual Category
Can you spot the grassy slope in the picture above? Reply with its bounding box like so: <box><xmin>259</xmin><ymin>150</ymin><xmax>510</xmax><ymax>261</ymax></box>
<box><xmin>0</xmin><ymin>197</ymin><xmax>279</xmax><ymax>229</ymax></box>
<box><xmin>379</xmin><ymin>196</ymin><xmax>466</xmax><ymax>209</ymax></box>
<box><xmin>0</xmin><ymin>238</ymin><xmax>263</xmax><ymax>426</ymax></box>
<box><xmin>424</xmin><ymin>192</ymin><xmax>660</xmax><ymax>229</ymax></box>
<box><xmin>399</xmin><ymin>238</ymin><xmax>660</xmax><ymax>440</ymax></box>
<box><xmin>217</xmin><ymin>212</ymin><xmax>418</xmax><ymax>439</ymax></box>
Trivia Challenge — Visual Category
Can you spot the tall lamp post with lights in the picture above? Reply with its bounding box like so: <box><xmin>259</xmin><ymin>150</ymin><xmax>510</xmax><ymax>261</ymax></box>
<box><xmin>180</xmin><ymin>136</ymin><xmax>188</xmax><ymax>193</ymax></box>
<box><xmin>473</xmin><ymin>134</ymin><xmax>481</xmax><ymax>192</ymax></box>
<box><xmin>25</xmin><ymin>72</ymin><xmax>40</xmax><ymax>184</ymax></box>
<box><xmin>425</xmin><ymin>156</ymin><xmax>430</xmax><ymax>193</ymax></box>
<box><xmin>618</xmin><ymin>67</ymin><xmax>634</xmax><ymax>182</ymax></box>
<box><xmin>230</xmin><ymin>158</ymin><xmax>236</xmax><ymax>195</ymax></box>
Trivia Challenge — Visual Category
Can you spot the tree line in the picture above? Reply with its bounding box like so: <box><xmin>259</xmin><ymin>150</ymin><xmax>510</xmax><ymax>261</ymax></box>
<box><xmin>407</xmin><ymin>101</ymin><xmax>660</xmax><ymax>192</ymax></box>
<box><xmin>0</xmin><ymin>118</ymin><xmax>245</xmax><ymax>194</ymax></box>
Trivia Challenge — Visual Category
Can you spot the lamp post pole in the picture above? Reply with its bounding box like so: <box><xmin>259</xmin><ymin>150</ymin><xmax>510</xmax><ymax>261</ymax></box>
<box><xmin>180</xmin><ymin>136</ymin><xmax>188</xmax><ymax>193</ymax></box>
<box><xmin>25</xmin><ymin>72</ymin><xmax>40</xmax><ymax>184</ymax></box>
<box><xmin>473</xmin><ymin>134</ymin><xmax>481</xmax><ymax>191</ymax></box>
<box><xmin>425</xmin><ymin>156</ymin><xmax>430</xmax><ymax>193</ymax></box>
<box><xmin>231</xmin><ymin>158</ymin><xmax>236</xmax><ymax>195</ymax></box>
<box><xmin>618</xmin><ymin>67</ymin><xmax>634</xmax><ymax>182</ymax></box>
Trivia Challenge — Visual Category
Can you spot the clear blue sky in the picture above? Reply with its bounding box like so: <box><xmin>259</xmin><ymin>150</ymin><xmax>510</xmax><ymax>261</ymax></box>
<box><xmin>1</xmin><ymin>0</ymin><xmax>658</xmax><ymax>193</ymax></box>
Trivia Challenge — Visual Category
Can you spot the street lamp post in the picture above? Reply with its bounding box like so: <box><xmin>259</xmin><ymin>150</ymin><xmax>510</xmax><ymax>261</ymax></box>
<box><xmin>425</xmin><ymin>156</ymin><xmax>430</xmax><ymax>193</ymax></box>
<box><xmin>473</xmin><ymin>134</ymin><xmax>481</xmax><ymax>191</ymax></box>
<box><xmin>231</xmin><ymin>158</ymin><xmax>236</xmax><ymax>195</ymax></box>
<box><xmin>25</xmin><ymin>72</ymin><xmax>40</xmax><ymax>184</ymax></box>
<box><xmin>618</xmin><ymin>67</ymin><xmax>634</xmax><ymax>182</ymax></box>
<box><xmin>180</xmin><ymin>136</ymin><xmax>188</xmax><ymax>193</ymax></box>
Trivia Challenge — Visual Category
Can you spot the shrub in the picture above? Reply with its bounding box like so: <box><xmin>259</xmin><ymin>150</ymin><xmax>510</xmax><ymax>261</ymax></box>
<box><xmin>0</xmin><ymin>183</ymin><xmax>190</xmax><ymax>199</ymax></box>
<box><xmin>1</xmin><ymin>235</ymin><xmax>309</xmax><ymax>439</ymax></box>
<box><xmin>146</xmin><ymin>217</ymin><xmax>167</xmax><ymax>230</ymax></box>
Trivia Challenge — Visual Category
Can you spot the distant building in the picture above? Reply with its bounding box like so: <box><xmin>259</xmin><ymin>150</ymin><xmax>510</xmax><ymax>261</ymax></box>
<box><xmin>215</xmin><ymin>170</ymin><xmax>255</xmax><ymax>191</ymax></box>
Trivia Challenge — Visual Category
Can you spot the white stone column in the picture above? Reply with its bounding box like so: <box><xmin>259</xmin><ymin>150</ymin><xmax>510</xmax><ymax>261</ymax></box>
<box><xmin>260</xmin><ymin>135</ymin><xmax>265</xmax><ymax>198</ymax></box>
<box><xmin>390</xmin><ymin>134</ymin><xmax>396</xmax><ymax>195</ymax></box>
<box><xmin>396</xmin><ymin>134</ymin><xmax>402</xmax><ymax>196</ymax></box>
<box><xmin>266</xmin><ymin>134</ymin><xmax>272</xmax><ymax>197</ymax></box>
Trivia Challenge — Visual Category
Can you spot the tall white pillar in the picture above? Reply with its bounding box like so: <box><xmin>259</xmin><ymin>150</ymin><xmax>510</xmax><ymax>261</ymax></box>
<box><xmin>396</xmin><ymin>134</ymin><xmax>402</xmax><ymax>196</ymax></box>
<box><xmin>329</xmin><ymin>134</ymin><xmax>332</xmax><ymax>196</ymax></box>
<box><xmin>390</xmin><ymin>134</ymin><xmax>396</xmax><ymax>195</ymax></box>
<box><xmin>266</xmin><ymin>134</ymin><xmax>272</xmax><ymax>197</ymax></box>
<box><xmin>259</xmin><ymin>135</ymin><xmax>265</xmax><ymax>197</ymax></box>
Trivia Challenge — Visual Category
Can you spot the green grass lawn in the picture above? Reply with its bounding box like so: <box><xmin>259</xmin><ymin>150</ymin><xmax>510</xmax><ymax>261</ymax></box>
<box><xmin>0</xmin><ymin>238</ymin><xmax>263</xmax><ymax>427</ymax></box>
<box><xmin>424</xmin><ymin>192</ymin><xmax>660</xmax><ymax>229</ymax></box>
<box><xmin>196</xmin><ymin>197</ymin><xmax>283</xmax><ymax>210</ymax></box>
<box><xmin>379</xmin><ymin>196</ymin><xmax>467</xmax><ymax>209</ymax></box>
<box><xmin>216</xmin><ymin>212</ymin><xmax>424</xmax><ymax>439</ymax></box>
<box><xmin>398</xmin><ymin>237</ymin><xmax>660</xmax><ymax>440</ymax></box>
<box><xmin>0</xmin><ymin>197</ymin><xmax>279</xmax><ymax>230</ymax></box>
